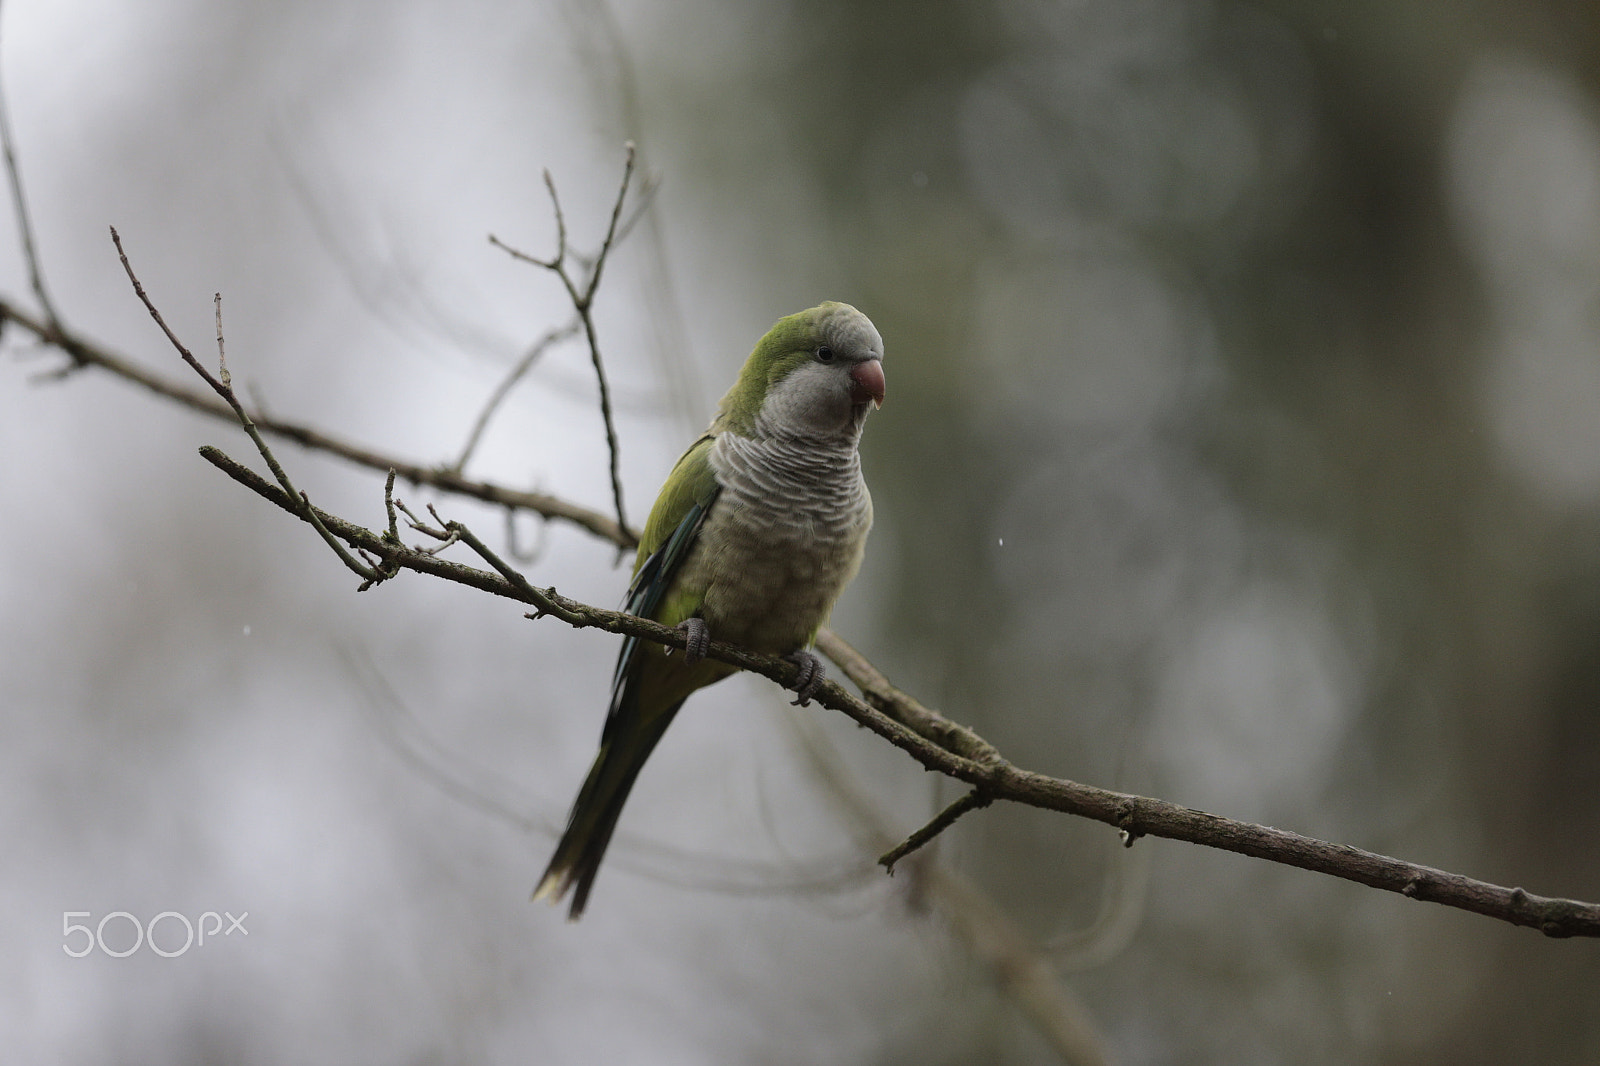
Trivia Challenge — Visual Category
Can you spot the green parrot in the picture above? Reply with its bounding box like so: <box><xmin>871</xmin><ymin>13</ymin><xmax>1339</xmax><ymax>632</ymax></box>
<box><xmin>534</xmin><ymin>301</ymin><xmax>887</xmax><ymax>918</ymax></box>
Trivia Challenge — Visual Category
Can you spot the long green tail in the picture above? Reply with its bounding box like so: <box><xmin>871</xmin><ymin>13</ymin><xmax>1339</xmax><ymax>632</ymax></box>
<box><xmin>532</xmin><ymin>701</ymin><xmax>683</xmax><ymax>919</ymax></box>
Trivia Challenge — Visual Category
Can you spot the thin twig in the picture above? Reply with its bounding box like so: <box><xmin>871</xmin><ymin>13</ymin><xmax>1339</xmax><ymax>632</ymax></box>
<box><xmin>781</xmin><ymin>709</ymin><xmax>1112</xmax><ymax>1066</ymax></box>
<box><xmin>487</xmin><ymin>233</ymin><xmax>542</xmax><ymax>269</ymax></box>
<box><xmin>597</xmin><ymin>168</ymin><xmax>661</xmax><ymax>264</ymax></box>
<box><xmin>878</xmin><ymin>789</ymin><xmax>993</xmax><ymax>873</ymax></box>
<box><xmin>449</xmin><ymin>316</ymin><xmax>581</xmax><ymax>473</ymax></box>
<box><xmin>585</xmin><ymin>142</ymin><xmax>634</xmax><ymax>302</ymax></box>
<box><xmin>383</xmin><ymin>469</ymin><xmax>401</xmax><ymax>543</ymax></box>
<box><xmin>580</xmin><ymin>146</ymin><xmax>635</xmax><ymax>541</ymax></box>
<box><xmin>212</xmin><ymin>292</ymin><xmax>230</xmax><ymax>384</ymax></box>
<box><xmin>542</xmin><ymin>168</ymin><xmax>568</xmax><ymax>266</ymax></box>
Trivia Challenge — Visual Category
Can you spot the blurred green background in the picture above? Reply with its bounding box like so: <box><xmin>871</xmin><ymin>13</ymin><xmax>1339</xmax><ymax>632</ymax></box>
<box><xmin>3</xmin><ymin>1</ymin><xmax>1598</xmax><ymax>1062</ymax></box>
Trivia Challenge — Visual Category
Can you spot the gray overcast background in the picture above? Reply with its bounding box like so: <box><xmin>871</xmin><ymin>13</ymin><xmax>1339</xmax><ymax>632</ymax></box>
<box><xmin>4</xmin><ymin>1</ymin><xmax>1600</xmax><ymax>1063</ymax></box>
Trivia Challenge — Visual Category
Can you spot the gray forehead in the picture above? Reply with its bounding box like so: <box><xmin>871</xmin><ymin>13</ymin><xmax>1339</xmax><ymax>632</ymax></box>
<box><xmin>820</xmin><ymin>304</ymin><xmax>883</xmax><ymax>359</ymax></box>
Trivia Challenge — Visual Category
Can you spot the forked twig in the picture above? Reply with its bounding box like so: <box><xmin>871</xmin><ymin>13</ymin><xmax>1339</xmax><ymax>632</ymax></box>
<box><xmin>110</xmin><ymin>227</ymin><xmax>388</xmax><ymax>587</ymax></box>
<box><xmin>490</xmin><ymin>142</ymin><xmax>637</xmax><ymax>538</ymax></box>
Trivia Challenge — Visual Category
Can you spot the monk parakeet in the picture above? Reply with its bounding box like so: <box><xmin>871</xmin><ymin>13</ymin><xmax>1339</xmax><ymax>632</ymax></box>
<box><xmin>534</xmin><ymin>301</ymin><xmax>886</xmax><ymax>918</ymax></box>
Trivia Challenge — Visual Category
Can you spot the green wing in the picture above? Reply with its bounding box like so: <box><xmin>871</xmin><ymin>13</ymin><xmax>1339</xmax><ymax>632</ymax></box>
<box><xmin>605</xmin><ymin>433</ymin><xmax>720</xmax><ymax>737</ymax></box>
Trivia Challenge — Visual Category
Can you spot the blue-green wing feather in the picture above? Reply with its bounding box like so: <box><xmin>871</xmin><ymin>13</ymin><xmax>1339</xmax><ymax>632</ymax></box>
<box><xmin>605</xmin><ymin>434</ymin><xmax>720</xmax><ymax>730</ymax></box>
<box><xmin>605</xmin><ymin>483</ymin><xmax>717</xmax><ymax>736</ymax></box>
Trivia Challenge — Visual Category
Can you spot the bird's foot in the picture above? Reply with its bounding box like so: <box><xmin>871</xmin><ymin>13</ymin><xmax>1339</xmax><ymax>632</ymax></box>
<box><xmin>784</xmin><ymin>650</ymin><xmax>825</xmax><ymax>706</ymax></box>
<box><xmin>674</xmin><ymin>617</ymin><xmax>710</xmax><ymax>665</ymax></box>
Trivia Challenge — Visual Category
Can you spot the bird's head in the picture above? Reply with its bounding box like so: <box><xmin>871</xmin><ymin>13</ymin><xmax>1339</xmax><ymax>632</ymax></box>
<box><xmin>715</xmin><ymin>301</ymin><xmax>886</xmax><ymax>441</ymax></box>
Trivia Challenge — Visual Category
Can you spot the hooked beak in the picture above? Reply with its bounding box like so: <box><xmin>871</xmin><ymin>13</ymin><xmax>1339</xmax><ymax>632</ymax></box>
<box><xmin>849</xmin><ymin>358</ymin><xmax>886</xmax><ymax>409</ymax></box>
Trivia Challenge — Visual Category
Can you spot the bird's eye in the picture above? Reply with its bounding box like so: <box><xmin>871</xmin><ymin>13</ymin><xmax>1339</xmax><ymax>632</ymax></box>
<box><xmin>815</xmin><ymin>345</ymin><xmax>835</xmax><ymax>363</ymax></box>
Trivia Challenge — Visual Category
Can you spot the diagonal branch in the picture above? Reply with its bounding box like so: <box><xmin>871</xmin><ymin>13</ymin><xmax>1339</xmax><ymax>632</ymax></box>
<box><xmin>815</xmin><ymin>629</ymin><xmax>1004</xmax><ymax>767</ymax></box>
<box><xmin>194</xmin><ymin>440</ymin><xmax>1600</xmax><ymax>940</ymax></box>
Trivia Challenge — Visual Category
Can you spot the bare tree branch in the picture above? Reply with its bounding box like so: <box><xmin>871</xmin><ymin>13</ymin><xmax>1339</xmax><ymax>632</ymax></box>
<box><xmin>555</xmin><ymin>0</ymin><xmax>703</xmax><ymax>432</ymax></box>
<box><xmin>0</xmin><ymin>295</ymin><xmax>633</xmax><ymax>547</ymax></box>
<box><xmin>2</xmin><ymin>26</ymin><xmax>1103</xmax><ymax>1062</ymax></box>
<box><xmin>192</xmin><ymin>436</ymin><xmax>1600</xmax><ymax>940</ymax></box>
<box><xmin>815</xmin><ymin>629</ymin><xmax>1005</xmax><ymax>767</ymax></box>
